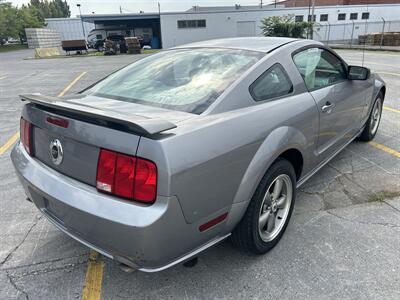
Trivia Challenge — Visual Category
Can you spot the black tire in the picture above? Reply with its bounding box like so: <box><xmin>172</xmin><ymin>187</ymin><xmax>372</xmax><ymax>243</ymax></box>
<box><xmin>231</xmin><ymin>158</ymin><xmax>296</xmax><ymax>254</ymax></box>
<box><xmin>358</xmin><ymin>93</ymin><xmax>383</xmax><ymax>142</ymax></box>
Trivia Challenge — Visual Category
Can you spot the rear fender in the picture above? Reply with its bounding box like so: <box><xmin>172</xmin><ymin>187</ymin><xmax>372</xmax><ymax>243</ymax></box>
<box><xmin>225</xmin><ymin>126</ymin><xmax>307</xmax><ymax>231</ymax></box>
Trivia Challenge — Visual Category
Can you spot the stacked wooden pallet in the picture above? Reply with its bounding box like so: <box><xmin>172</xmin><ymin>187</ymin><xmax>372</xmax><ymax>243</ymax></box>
<box><xmin>358</xmin><ymin>33</ymin><xmax>381</xmax><ymax>45</ymax></box>
<box><xmin>359</xmin><ymin>32</ymin><xmax>400</xmax><ymax>46</ymax></box>
<box><xmin>125</xmin><ymin>37</ymin><xmax>141</xmax><ymax>54</ymax></box>
<box><xmin>383</xmin><ymin>33</ymin><xmax>400</xmax><ymax>46</ymax></box>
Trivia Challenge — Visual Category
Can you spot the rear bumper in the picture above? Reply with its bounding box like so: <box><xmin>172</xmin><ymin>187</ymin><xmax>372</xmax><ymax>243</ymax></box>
<box><xmin>11</xmin><ymin>142</ymin><xmax>229</xmax><ymax>272</ymax></box>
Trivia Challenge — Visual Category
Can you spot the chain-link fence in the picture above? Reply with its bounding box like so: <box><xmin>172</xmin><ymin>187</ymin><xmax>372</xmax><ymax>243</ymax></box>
<box><xmin>312</xmin><ymin>20</ymin><xmax>400</xmax><ymax>49</ymax></box>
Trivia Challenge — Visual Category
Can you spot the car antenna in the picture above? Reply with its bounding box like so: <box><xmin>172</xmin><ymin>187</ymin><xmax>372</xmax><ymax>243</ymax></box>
<box><xmin>361</xmin><ymin>6</ymin><xmax>369</xmax><ymax>67</ymax></box>
<box><xmin>362</xmin><ymin>36</ymin><xmax>366</xmax><ymax>67</ymax></box>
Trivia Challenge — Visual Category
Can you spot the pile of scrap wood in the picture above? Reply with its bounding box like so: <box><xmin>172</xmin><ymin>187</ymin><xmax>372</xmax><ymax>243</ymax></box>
<box><xmin>125</xmin><ymin>37</ymin><xmax>141</xmax><ymax>54</ymax></box>
<box><xmin>104</xmin><ymin>39</ymin><xmax>118</xmax><ymax>55</ymax></box>
<box><xmin>359</xmin><ymin>32</ymin><xmax>400</xmax><ymax>46</ymax></box>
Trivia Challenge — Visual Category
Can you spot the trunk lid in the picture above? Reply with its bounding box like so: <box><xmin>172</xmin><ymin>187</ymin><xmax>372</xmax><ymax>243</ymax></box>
<box><xmin>21</xmin><ymin>93</ymin><xmax>192</xmax><ymax>187</ymax></box>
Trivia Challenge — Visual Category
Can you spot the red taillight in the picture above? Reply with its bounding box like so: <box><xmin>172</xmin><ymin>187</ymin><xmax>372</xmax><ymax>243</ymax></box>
<box><xmin>114</xmin><ymin>153</ymin><xmax>136</xmax><ymax>198</ymax></box>
<box><xmin>133</xmin><ymin>158</ymin><xmax>157</xmax><ymax>202</ymax></box>
<box><xmin>96</xmin><ymin>149</ymin><xmax>157</xmax><ymax>203</ymax></box>
<box><xmin>96</xmin><ymin>149</ymin><xmax>117</xmax><ymax>193</ymax></box>
<box><xmin>20</xmin><ymin>118</ymin><xmax>32</xmax><ymax>155</ymax></box>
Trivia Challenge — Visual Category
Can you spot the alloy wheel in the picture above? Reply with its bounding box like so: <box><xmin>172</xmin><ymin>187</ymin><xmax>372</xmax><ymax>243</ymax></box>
<box><xmin>370</xmin><ymin>98</ymin><xmax>382</xmax><ymax>136</ymax></box>
<box><xmin>258</xmin><ymin>174</ymin><xmax>293</xmax><ymax>242</ymax></box>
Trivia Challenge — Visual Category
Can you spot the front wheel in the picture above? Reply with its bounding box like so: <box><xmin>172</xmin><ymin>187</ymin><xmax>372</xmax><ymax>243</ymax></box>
<box><xmin>231</xmin><ymin>159</ymin><xmax>296</xmax><ymax>254</ymax></box>
<box><xmin>358</xmin><ymin>94</ymin><xmax>383</xmax><ymax>141</ymax></box>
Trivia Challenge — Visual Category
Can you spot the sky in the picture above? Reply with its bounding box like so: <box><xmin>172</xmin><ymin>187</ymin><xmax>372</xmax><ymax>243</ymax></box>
<box><xmin>10</xmin><ymin>0</ymin><xmax>276</xmax><ymax>16</ymax></box>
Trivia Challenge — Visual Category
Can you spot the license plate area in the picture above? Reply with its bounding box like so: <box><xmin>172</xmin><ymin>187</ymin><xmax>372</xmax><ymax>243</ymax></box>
<box><xmin>43</xmin><ymin>196</ymin><xmax>68</xmax><ymax>226</ymax></box>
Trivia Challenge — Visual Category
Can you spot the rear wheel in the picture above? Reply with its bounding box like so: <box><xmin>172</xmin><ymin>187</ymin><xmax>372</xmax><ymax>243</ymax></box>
<box><xmin>358</xmin><ymin>94</ymin><xmax>383</xmax><ymax>141</ymax></box>
<box><xmin>231</xmin><ymin>159</ymin><xmax>296</xmax><ymax>254</ymax></box>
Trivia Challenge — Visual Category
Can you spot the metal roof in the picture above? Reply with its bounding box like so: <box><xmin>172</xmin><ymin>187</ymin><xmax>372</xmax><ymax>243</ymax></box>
<box><xmin>81</xmin><ymin>13</ymin><xmax>160</xmax><ymax>23</ymax></box>
<box><xmin>173</xmin><ymin>37</ymin><xmax>299</xmax><ymax>53</ymax></box>
<box><xmin>185</xmin><ymin>5</ymin><xmax>284</xmax><ymax>12</ymax></box>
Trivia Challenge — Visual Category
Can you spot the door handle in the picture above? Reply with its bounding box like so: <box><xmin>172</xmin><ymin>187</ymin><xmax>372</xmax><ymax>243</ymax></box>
<box><xmin>321</xmin><ymin>102</ymin><xmax>335</xmax><ymax>114</ymax></box>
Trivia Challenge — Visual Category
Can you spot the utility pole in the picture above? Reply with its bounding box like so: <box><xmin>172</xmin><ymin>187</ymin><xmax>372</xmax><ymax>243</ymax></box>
<box><xmin>310</xmin><ymin>0</ymin><xmax>316</xmax><ymax>39</ymax></box>
<box><xmin>158</xmin><ymin>2</ymin><xmax>161</xmax><ymax>15</ymax></box>
<box><xmin>76</xmin><ymin>4</ymin><xmax>85</xmax><ymax>40</ymax></box>
<box><xmin>260</xmin><ymin>0</ymin><xmax>263</xmax><ymax>9</ymax></box>
<box><xmin>120</xmin><ymin>6</ymin><xmax>122</xmax><ymax>14</ymax></box>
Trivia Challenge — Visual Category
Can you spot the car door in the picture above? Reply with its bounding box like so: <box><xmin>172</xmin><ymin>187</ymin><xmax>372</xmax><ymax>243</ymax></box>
<box><xmin>293</xmin><ymin>47</ymin><xmax>367</xmax><ymax>158</ymax></box>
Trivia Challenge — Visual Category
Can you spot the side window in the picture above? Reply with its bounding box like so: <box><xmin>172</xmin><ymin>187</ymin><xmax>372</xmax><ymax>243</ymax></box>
<box><xmin>250</xmin><ymin>64</ymin><xmax>293</xmax><ymax>102</ymax></box>
<box><xmin>293</xmin><ymin>48</ymin><xmax>347</xmax><ymax>91</ymax></box>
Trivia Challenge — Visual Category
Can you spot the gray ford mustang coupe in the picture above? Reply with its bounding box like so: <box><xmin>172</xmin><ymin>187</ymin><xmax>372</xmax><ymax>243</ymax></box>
<box><xmin>11</xmin><ymin>37</ymin><xmax>385</xmax><ymax>272</ymax></box>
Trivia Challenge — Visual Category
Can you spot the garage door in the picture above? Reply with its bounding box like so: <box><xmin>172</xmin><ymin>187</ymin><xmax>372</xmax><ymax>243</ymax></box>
<box><xmin>237</xmin><ymin>21</ymin><xmax>256</xmax><ymax>37</ymax></box>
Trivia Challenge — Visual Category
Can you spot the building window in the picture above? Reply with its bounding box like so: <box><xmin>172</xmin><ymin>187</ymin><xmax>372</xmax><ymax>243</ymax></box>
<box><xmin>187</xmin><ymin>20</ymin><xmax>196</xmax><ymax>28</ymax></box>
<box><xmin>362</xmin><ymin>12</ymin><xmax>370</xmax><ymax>20</ymax></box>
<box><xmin>177</xmin><ymin>20</ymin><xmax>186</xmax><ymax>28</ymax></box>
<box><xmin>197</xmin><ymin>19</ymin><xmax>206</xmax><ymax>27</ymax></box>
<box><xmin>295</xmin><ymin>15</ymin><xmax>304</xmax><ymax>22</ymax></box>
<box><xmin>307</xmin><ymin>15</ymin><xmax>316</xmax><ymax>22</ymax></box>
<box><xmin>338</xmin><ymin>13</ymin><xmax>346</xmax><ymax>21</ymax></box>
<box><xmin>320</xmin><ymin>14</ymin><xmax>328</xmax><ymax>22</ymax></box>
<box><xmin>350</xmin><ymin>13</ymin><xmax>358</xmax><ymax>20</ymax></box>
<box><xmin>177</xmin><ymin>19</ymin><xmax>206</xmax><ymax>29</ymax></box>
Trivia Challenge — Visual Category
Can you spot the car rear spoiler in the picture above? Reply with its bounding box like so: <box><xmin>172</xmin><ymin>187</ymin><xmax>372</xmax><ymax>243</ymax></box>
<box><xmin>20</xmin><ymin>93</ymin><xmax>177</xmax><ymax>135</ymax></box>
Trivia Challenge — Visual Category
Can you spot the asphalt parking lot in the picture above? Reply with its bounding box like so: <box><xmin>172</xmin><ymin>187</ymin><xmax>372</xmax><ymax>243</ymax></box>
<box><xmin>0</xmin><ymin>48</ymin><xmax>399</xmax><ymax>300</ymax></box>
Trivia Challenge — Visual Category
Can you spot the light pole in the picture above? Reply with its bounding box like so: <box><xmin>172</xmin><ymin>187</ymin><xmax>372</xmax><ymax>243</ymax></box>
<box><xmin>77</xmin><ymin>4</ymin><xmax>86</xmax><ymax>40</ymax></box>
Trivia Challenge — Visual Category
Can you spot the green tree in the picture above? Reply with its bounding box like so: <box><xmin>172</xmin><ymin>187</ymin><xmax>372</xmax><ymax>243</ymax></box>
<box><xmin>0</xmin><ymin>1</ymin><xmax>19</xmax><ymax>44</ymax></box>
<box><xmin>29</xmin><ymin>0</ymin><xmax>70</xmax><ymax>19</ymax></box>
<box><xmin>0</xmin><ymin>0</ymin><xmax>70</xmax><ymax>45</ymax></box>
<box><xmin>260</xmin><ymin>15</ymin><xmax>313</xmax><ymax>39</ymax></box>
<box><xmin>17</xmin><ymin>4</ymin><xmax>44</xmax><ymax>43</ymax></box>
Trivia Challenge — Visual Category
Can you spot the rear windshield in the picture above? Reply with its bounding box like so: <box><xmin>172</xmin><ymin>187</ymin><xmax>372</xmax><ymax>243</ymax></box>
<box><xmin>87</xmin><ymin>48</ymin><xmax>264</xmax><ymax>114</ymax></box>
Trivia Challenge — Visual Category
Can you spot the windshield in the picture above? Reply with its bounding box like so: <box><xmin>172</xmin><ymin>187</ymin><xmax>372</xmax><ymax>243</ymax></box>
<box><xmin>87</xmin><ymin>48</ymin><xmax>264</xmax><ymax>114</ymax></box>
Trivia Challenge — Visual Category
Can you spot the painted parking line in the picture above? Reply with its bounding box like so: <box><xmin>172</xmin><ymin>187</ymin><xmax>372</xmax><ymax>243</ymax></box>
<box><xmin>58</xmin><ymin>71</ymin><xmax>87</xmax><ymax>97</ymax></box>
<box><xmin>82</xmin><ymin>250</ymin><xmax>104</xmax><ymax>300</ymax></box>
<box><xmin>0</xmin><ymin>76</ymin><xmax>6</xmax><ymax>80</ymax></box>
<box><xmin>369</xmin><ymin>141</ymin><xmax>400</xmax><ymax>159</ymax></box>
<box><xmin>0</xmin><ymin>132</ymin><xmax>20</xmax><ymax>155</ymax></box>
<box><xmin>383</xmin><ymin>106</ymin><xmax>400</xmax><ymax>114</ymax></box>
<box><xmin>0</xmin><ymin>71</ymin><xmax>87</xmax><ymax>155</ymax></box>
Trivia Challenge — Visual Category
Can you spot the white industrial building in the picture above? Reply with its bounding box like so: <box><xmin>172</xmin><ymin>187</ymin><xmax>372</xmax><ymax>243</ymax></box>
<box><xmin>45</xmin><ymin>3</ymin><xmax>400</xmax><ymax>49</ymax></box>
<box><xmin>160</xmin><ymin>3</ymin><xmax>400</xmax><ymax>48</ymax></box>
<box><xmin>46</xmin><ymin>18</ymin><xmax>95</xmax><ymax>41</ymax></box>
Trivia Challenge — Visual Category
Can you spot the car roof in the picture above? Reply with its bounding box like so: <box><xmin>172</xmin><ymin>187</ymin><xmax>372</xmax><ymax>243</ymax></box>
<box><xmin>173</xmin><ymin>37</ymin><xmax>301</xmax><ymax>53</ymax></box>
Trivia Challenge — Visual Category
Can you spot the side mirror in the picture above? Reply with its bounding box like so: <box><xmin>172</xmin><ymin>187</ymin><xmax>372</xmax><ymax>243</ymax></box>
<box><xmin>348</xmin><ymin>65</ymin><xmax>370</xmax><ymax>80</ymax></box>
